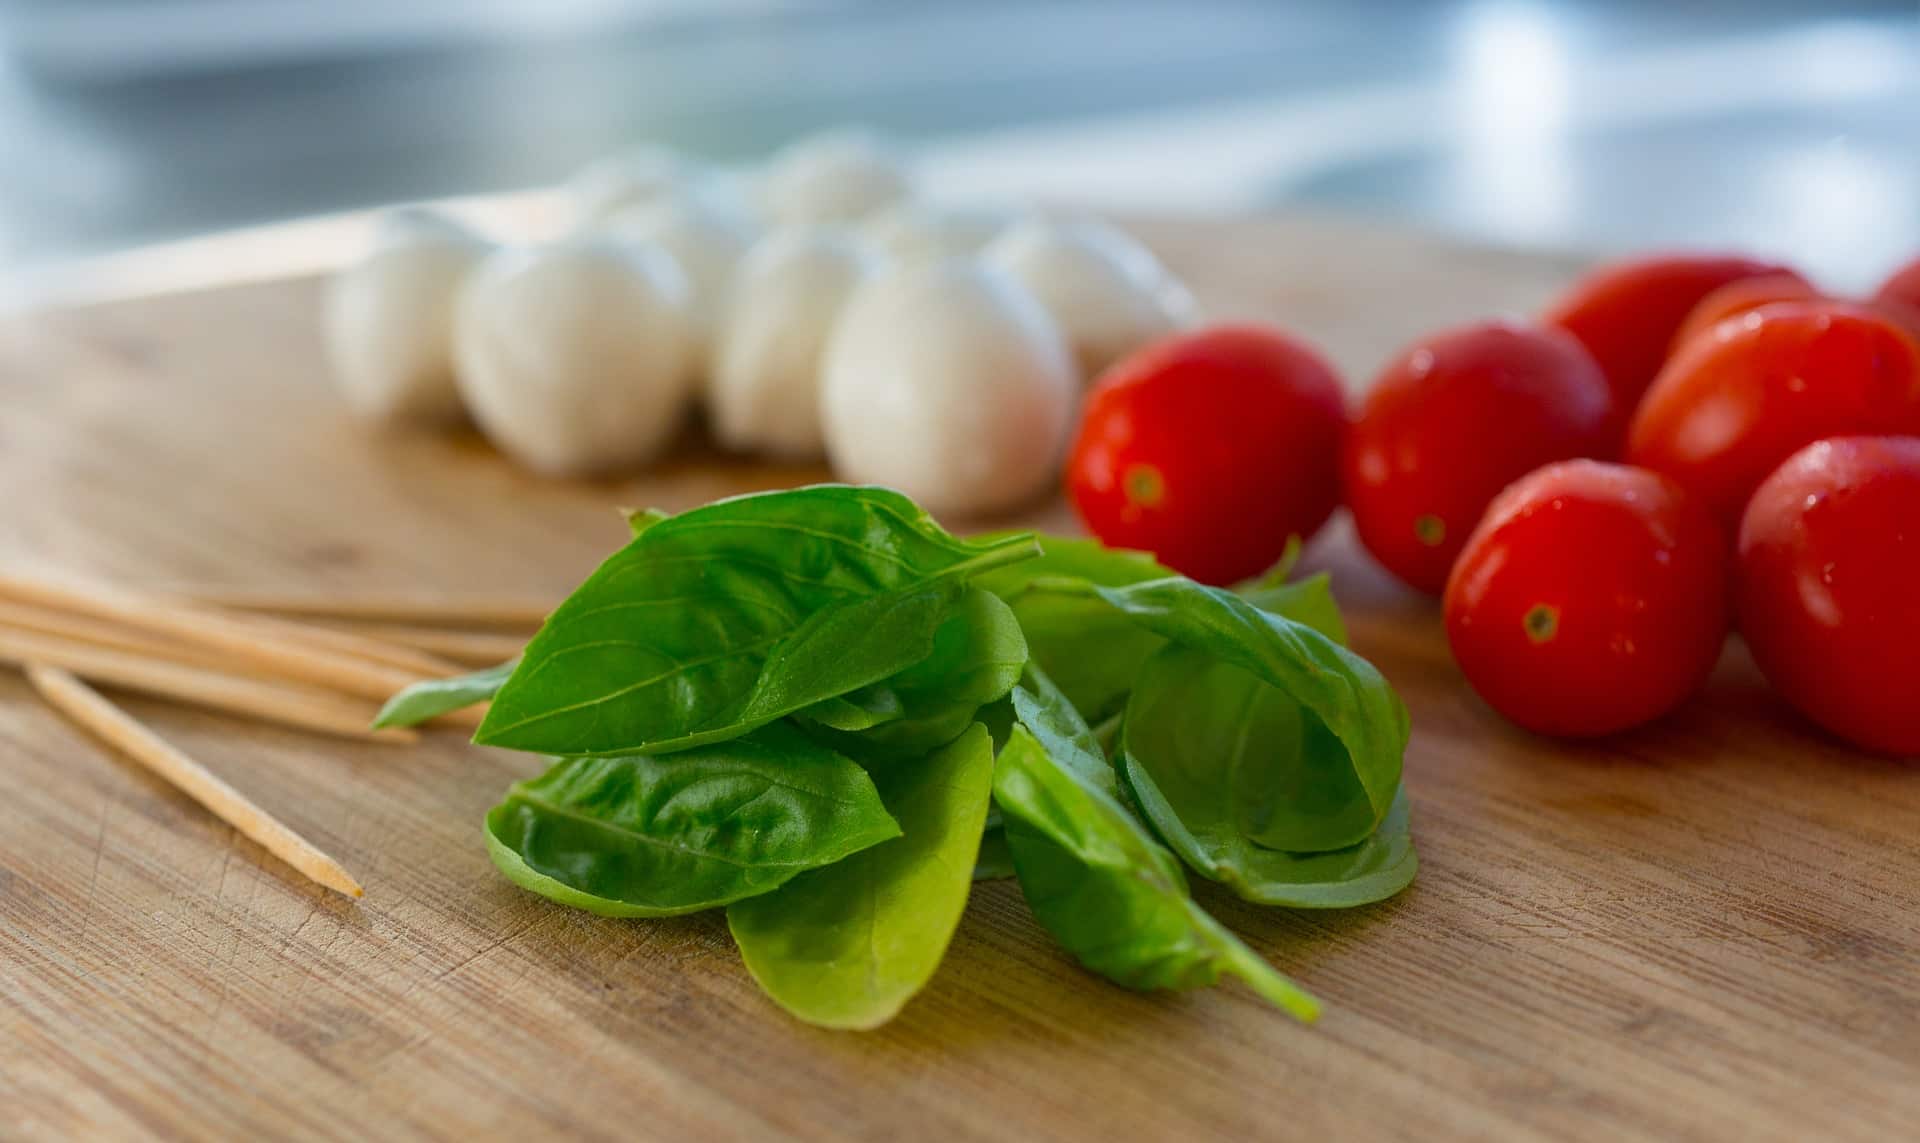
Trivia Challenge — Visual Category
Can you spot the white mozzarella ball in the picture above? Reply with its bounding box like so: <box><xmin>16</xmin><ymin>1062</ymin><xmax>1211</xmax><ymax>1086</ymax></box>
<box><xmin>861</xmin><ymin>202</ymin><xmax>1011</xmax><ymax>266</ymax></box>
<box><xmin>325</xmin><ymin>208</ymin><xmax>492</xmax><ymax>424</ymax></box>
<box><xmin>821</xmin><ymin>260</ymin><xmax>1075</xmax><ymax>516</ymax></box>
<box><xmin>454</xmin><ymin>238</ymin><xmax>694</xmax><ymax>476</ymax></box>
<box><xmin>710</xmin><ymin>228</ymin><xmax>878</xmax><ymax>459</ymax></box>
<box><xmin>761</xmin><ymin>130</ymin><xmax>914</xmax><ymax>226</ymax></box>
<box><xmin>600</xmin><ymin>195</ymin><xmax>755</xmax><ymax>375</ymax></box>
<box><xmin>983</xmin><ymin>217</ymin><xmax>1200</xmax><ymax>379</ymax></box>
<box><xmin>567</xmin><ymin>145</ymin><xmax>689</xmax><ymax>225</ymax></box>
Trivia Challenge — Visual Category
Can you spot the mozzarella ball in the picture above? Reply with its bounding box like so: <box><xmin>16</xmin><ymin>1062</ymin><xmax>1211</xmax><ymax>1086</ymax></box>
<box><xmin>761</xmin><ymin>130</ymin><xmax>914</xmax><ymax>226</ymax></box>
<box><xmin>822</xmin><ymin>260</ymin><xmax>1074</xmax><ymax>515</ymax></box>
<box><xmin>325</xmin><ymin>209</ymin><xmax>492</xmax><ymax>423</ymax></box>
<box><xmin>568</xmin><ymin>145</ymin><xmax>689</xmax><ymax>225</ymax></box>
<box><xmin>862</xmin><ymin>202</ymin><xmax>1011</xmax><ymax>266</ymax></box>
<box><xmin>454</xmin><ymin>239</ymin><xmax>694</xmax><ymax>476</ymax></box>
<box><xmin>601</xmin><ymin>195</ymin><xmax>754</xmax><ymax>375</ymax></box>
<box><xmin>710</xmin><ymin>228</ymin><xmax>878</xmax><ymax>459</ymax></box>
<box><xmin>983</xmin><ymin>217</ymin><xmax>1200</xmax><ymax>379</ymax></box>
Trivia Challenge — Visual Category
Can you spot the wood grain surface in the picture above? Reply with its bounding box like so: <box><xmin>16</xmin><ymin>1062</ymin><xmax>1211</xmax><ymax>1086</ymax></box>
<box><xmin>2</xmin><ymin>214</ymin><xmax>1915</xmax><ymax>1142</ymax></box>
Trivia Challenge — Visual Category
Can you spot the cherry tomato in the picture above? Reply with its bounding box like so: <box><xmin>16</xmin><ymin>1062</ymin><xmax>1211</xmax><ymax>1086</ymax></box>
<box><xmin>1544</xmin><ymin>254</ymin><xmax>1800</xmax><ymax>422</ymax></box>
<box><xmin>1626</xmin><ymin>300</ymin><xmax>1920</xmax><ymax>526</ymax></box>
<box><xmin>1737</xmin><ymin>436</ymin><xmax>1920</xmax><ymax>756</ymax></box>
<box><xmin>1444</xmin><ymin>460</ymin><xmax>1728</xmax><ymax>738</ymax></box>
<box><xmin>1343</xmin><ymin>320</ymin><xmax>1614</xmax><ymax>595</ymax></box>
<box><xmin>1067</xmin><ymin>323</ymin><xmax>1346</xmax><ymax>585</ymax></box>
<box><xmin>1876</xmin><ymin>254</ymin><xmax>1920</xmax><ymax>314</ymax></box>
<box><xmin>1669</xmin><ymin>273</ymin><xmax>1822</xmax><ymax>356</ymax></box>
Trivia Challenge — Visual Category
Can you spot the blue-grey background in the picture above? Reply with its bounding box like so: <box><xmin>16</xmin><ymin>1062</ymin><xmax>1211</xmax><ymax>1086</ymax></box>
<box><xmin>2</xmin><ymin>0</ymin><xmax>1916</xmax><ymax>286</ymax></box>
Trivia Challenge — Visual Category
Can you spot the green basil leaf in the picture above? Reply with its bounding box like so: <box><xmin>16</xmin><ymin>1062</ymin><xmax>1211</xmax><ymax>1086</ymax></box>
<box><xmin>994</xmin><ymin>725</ymin><xmax>1320</xmax><ymax>1022</ymax></box>
<box><xmin>483</xmin><ymin>722</ymin><xmax>900</xmax><ymax>917</ymax></box>
<box><xmin>373</xmin><ymin>658</ymin><xmax>518</xmax><ymax>730</ymax></box>
<box><xmin>1122</xmin><ymin>750</ymin><xmax>1416</xmax><ymax>907</ymax></box>
<box><xmin>1083</xmin><ymin>577</ymin><xmax>1407</xmax><ymax>852</ymax></box>
<box><xmin>800</xmin><ymin>587</ymin><xmax>1027</xmax><ymax>759</ymax></box>
<box><xmin>476</xmin><ymin>486</ymin><xmax>1039</xmax><ymax>756</ymax></box>
<box><xmin>621</xmin><ymin>506</ymin><xmax>671</xmax><ymax>538</ymax></box>
<box><xmin>975</xmin><ymin>534</ymin><xmax>1171</xmax><ymax>723</ymax></box>
<box><xmin>728</xmin><ymin>724</ymin><xmax>995</xmax><ymax>1029</ymax></box>
<box><xmin>1009</xmin><ymin>662</ymin><xmax>1116</xmax><ymax>798</ymax></box>
<box><xmin>1233</xmin><ymin>539</ymin><xmax>1348</xmax><ymax>647</ymax></box>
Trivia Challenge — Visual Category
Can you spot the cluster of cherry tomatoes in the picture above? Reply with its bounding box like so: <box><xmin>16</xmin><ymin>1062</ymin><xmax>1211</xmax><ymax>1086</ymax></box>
<box><xmin>1065</xmin><ymin>253</ymin><xmax>1920</xmax><ymax>757</ymax></box>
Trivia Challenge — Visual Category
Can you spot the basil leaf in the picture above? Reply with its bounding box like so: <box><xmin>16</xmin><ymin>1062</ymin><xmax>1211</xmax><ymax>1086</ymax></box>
<box><xmin>1233</xmin><ymin>539</ymin><xmax>1348</xmax><ymax>647</ymax></box>
<box><xmin>994</xmin><ymin>725</ymin><xmax>1320</xmax><ymax>1022</ymax></box>
<box><xmin>799</xmin><ymin>587</ymin><xmax>1027</xmax><ymax>760</ymax></box>
<box><xmin>976</xmin><ymin>534</ymin><xmax>1171</xmax><ymax>723</ymax></box>
<box><xmin>1009</xmin><ymin>663</ymin><xmax>1116</xmax><ymax>798</ymax></box>
<box><xmin>728</xmin><ymin>724</ymin><xmax>995</xmax><ymax>1029</ymax></box>
<box><xmin>1123</xmin><ymin>751</ymin><xmax>1417</xmax><ymax>907</ymax></box>
<box><xmin>483</xmin><ymin>722</ymin><xmax>900</xmax><ymax>917</ymax></box>
<box><xmin>476</xmin><ymin>486</ymin><xmax>1038</xmax><ymax>756</ymax></box>
<box><xmin>373</xmin><ymin>658</ymin><xmax>517</xmax><ymax>729</ymax></box>
<box><xmin>1082</xmin><ymin>577</ymin><xmax>1407</xmax><ymax>852</ymax></box>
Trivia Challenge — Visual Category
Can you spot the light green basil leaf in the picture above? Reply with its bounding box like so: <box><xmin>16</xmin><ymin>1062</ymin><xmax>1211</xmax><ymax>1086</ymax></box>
<box><xmin>729</xmin><ymin>724</ymin><xmax>995</xmax><ymax>1029</ymax></box>
<box><xmin>483</xmin><ymin>722</ymin><xmax>899</xmax><ymax>917</ymax></box>
<box><xmin>620</xmin><ymin>506</ymin><xmax>671</xmax><ymax>538</ymax></box>
<box><xmin>800</xmin><ymin>587</ymin><xmax>1027</xmax><ymax>759</ymax></box>
<box><xmin>373</xmin><ymin>658</ymin><xmax>518</xmax><ymax>730</ymax></box>
<box><xmin>1008</xmin><ymin>662</ymin><xmax>1116</xmax><ymax>798</ymax></box>
<box><xmin>993</xmin><ymin>725</ymin><xmax>1320</xmax><ymax>1022</ymax></box>
<box><xmin>1083</xmin><ymin>577</ymin><xmax>1407</xmax><ymax>852</ymax></box>
<box><xmin>476</xmin><ymin>485</ymin><xmax>1038</xmax><ymax>756</ymax></box>
<box><xmin>975</xmin><ymin>533</ymin><xmax>1172</xmax><ymax>723</ymax></box>
<box><xmin>1122</xmin><ymin>750</ymin><xmax>1416</xmax><ymax>907</ymax></box>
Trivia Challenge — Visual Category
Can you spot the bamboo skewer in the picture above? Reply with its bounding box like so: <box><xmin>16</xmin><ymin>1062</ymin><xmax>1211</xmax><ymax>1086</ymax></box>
<box><xmin>181</xmin><ymin>589</ymin><xmax>554</xmax><ymax>630</ymax></box>
<box><xmin>28</xmin><ymin>666</ymin><xmax>365</xmax><ymax>899</ymax></box>
<box><xmin>0</xmin><ymin>598</ymin><xmax>233</xmax><ymax>672</ymax></box>
<box><xmin>215</xmin><ymin>609</ymin><xmax>466</xmax><ymax>678</ymax></box>
<box><xmin>0</xmin><ymin>626</ymin><xmax>417</xmax><ymax>743</ymax></box>
<box><xmin>314</xmin><ymin>621</ymin><xmax>526</xmax><ymax>667</ymax></box>
<box><xmin>0</xmin><ymin>572</ymin><xmax>446</xmax><ymax>708</ymax></box>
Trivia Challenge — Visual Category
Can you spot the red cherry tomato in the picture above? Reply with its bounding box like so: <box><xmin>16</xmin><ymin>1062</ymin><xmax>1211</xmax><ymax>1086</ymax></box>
<box><xmin>1067</xmin><ymin>323</ymin><xmax>1346</xmax><ymax>585</ymax></box>
<box><xmin>1876</xmin><ymin>254</ymin><xmax>1920</xmax><ymax>314</ymax></box>
<box><xmin>1444</xmin><ymin>460</ymin><xmax>1729</xmax><ymax>737</ymax></box>
<box><xmin>1737</xmin><ymin>436</ymin><xmax>1920</xmax><ymax>756</ymax></box>
<box><xmin>1544</xmin><ymin>254</ymin><xmax>1800</xmax><ymax>422</ymax></box>
<box><xmin>1669</xmin><ymin>273</ymin><xmax>1822</xmax><ymax>356</ymax></box>
<box><xmin>1626</xmin><ymin>300</ymin><xmax>1920</xmax><ymax>527</ymax></box>
<box><xmin>1343</xmin><ymin>320</ymin><xmax>1614</xmax><ymax>595</ymax></box>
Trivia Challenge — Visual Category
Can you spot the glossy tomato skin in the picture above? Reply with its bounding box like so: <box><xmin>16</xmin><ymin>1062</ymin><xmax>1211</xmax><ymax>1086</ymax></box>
<box><xmin>1344</xmin><ymin>320</ymin><xmax>1614</xmax><ymax>595</ymax></box>
<box><xmin>1737</xmin><ymin>436</ymin><xmax>1920</xmax><ymax>756</ymax></box>
<box><xmin>1067</xmin><ymin>323</ymin><xmax>1346</xmax><ymax>585</ymax></box>
<box><xmin>1669</xmin><ymin>273</ymin><xmax>1822</xmax><ymax>357</ymax></box>
<box><xmin>1626</xmin><ymin>301</ymin><xmax>1920</xmax><ymax>527</ymax></box>
<box><xmin>1544</xmin><ymin>254</ymin><xmax>1799</xmax><ymax>423</ymax></box>
<box><xmin>1444</xmin><ymin>460</ymin><xmax>1729</xmax><ymax>738</ymax></box>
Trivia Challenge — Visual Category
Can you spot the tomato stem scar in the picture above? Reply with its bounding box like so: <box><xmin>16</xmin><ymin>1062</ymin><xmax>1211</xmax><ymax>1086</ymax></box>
<box><xmin>1523</xmin><ymin>603</ymin><xmax>1560</xmax><ymax>644</ymax></box>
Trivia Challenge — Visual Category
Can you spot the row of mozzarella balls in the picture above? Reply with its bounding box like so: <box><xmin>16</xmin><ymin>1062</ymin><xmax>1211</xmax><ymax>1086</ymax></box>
<box><xmin>325</xmin><ymin>131</ymin><xmax>1199</xmax><ymax>515</ymax></box>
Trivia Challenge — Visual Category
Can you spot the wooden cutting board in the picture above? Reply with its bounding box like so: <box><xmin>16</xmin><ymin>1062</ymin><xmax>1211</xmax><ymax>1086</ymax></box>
<box><xmin>2</xmin><ymin>214</ymin><xmax>1915</xmax><ymax>1142</ymax></box>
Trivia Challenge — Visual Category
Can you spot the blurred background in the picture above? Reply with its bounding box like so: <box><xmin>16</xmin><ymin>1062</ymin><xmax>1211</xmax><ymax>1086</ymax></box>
<box><xmin>1</xmin><ymin>0</ymin><xmax>1917</xmax><ymax>293</ymax></box>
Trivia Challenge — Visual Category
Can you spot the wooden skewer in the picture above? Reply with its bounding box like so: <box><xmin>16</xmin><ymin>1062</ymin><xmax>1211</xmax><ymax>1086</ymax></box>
<box><xmin>212</xmin><ymin>609</ymin><xmax>466</xmax><ymax>679</ymax></box>
<box><xmin>181</xmin><ymin>589</ymin><xmax>554</xmax><ymax>630</ymax></box>
<box><xmin>28</xmin><ymin>665</ymin><xmax>365</xmax><ymax>899</ymax></box>
<box><xmin>313</xmin><ymin>621</ymin><xmax>526</xmax><ymax>667</ymax></box>
<box><xmin>0</xmin><ymin>598</ymin><xmax>232</xmax><ymax>672</ymax></box>
<box><xmin>0</xmin><ymin>573</ymin><xmax>437</xmax><ymax>706</ymax></box>
<box><xmin>0</xmin><ymin>626</ymin><xmax>418</xmax><ymax>743</ymax></box>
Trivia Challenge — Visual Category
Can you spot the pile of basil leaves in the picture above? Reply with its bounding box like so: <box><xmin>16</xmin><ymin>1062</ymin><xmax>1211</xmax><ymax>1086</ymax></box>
<box><xmin>379</xmin><ymin>486</ymin><xmax>1415</xmax><ymax>1030</ymax></box>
